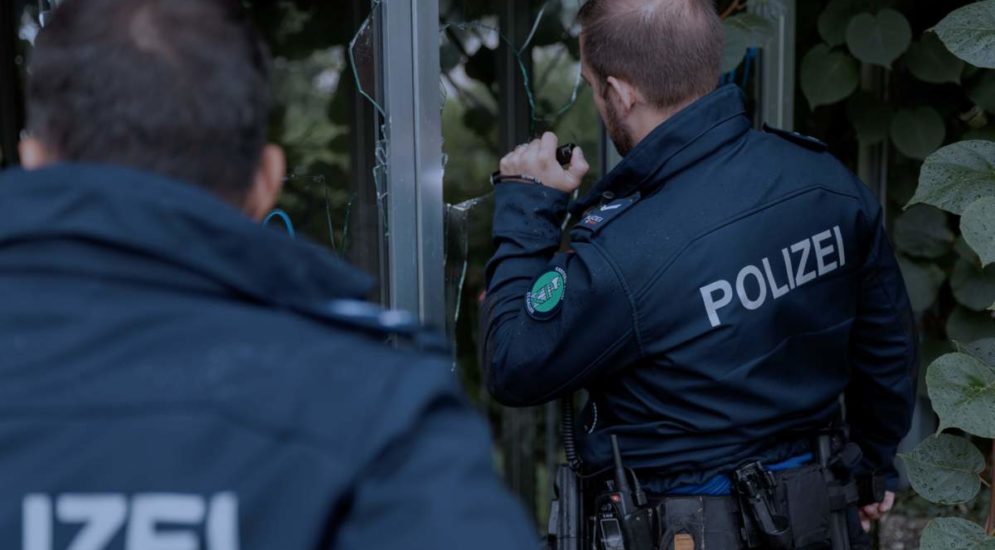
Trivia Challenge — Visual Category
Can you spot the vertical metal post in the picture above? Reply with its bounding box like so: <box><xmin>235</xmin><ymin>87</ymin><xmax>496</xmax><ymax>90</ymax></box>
<box><xmin>499</xmin><ymin>0</ymin><xmax>539</xmax><ymax>520</ymax></box>
<box><xmin>379</xmin><ymin>0</ymin><xmax>445</xmax><ymax>329</ymax></box>
<box><xmin>753</xmin><ymin>0</ymin><xmax>796</xmax><ymax>130</ymax></box>
<box><xmin>0</xmin><ymin>0</ymin><xmax>24</xmax><ymax>167</ymax></box>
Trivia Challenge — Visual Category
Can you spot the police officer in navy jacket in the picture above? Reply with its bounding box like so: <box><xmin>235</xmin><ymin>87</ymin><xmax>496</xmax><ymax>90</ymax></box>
<box><xmin>0</xmin><ymin>1</ymin><xmax>535</xmax><ymax>548</ymax></box>
<box><xmin>481</xmin><ymin>0</ymin><xmax>916</xmax><ymax>546</ymax></box>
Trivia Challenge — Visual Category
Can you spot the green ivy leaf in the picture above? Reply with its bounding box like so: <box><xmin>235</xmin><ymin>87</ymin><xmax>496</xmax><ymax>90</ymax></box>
<box><xmin>894</xmin><ymin>205</ymin><xmax>954</xmax><ymax>259</ymax></box>
<box><xmin>952</xmin><ymin>259</ymin><xmax>995</xmax><ymax>311</ymax></box>
<box><xmin>722</xmin><ymin>14</ymin><xmax>776</xmax><ymax>73</ymax></box>
<box><xmin>818</xmin><ymin>0</ymin><xmax>862</xmax><ymax>47</ymax></box>
<box><xmin>947</xmin><ymin>306</ymin><xmax>995</xmax><ymax>344</ymax></box>
<box><xmin>962</xmin><ymin>197</ymin><xmax>995</xmax><ymax>267</ymax></box>
<box><xmin>957</xmin><ymin>338</ymin><xmax>995</xmax><ymax>367</ymax></box>
<box><xmin>730</xmin><ymin>13</ymin><xmax>777</xmax><ymax>47</ymax></box>
<box><xmin>901</xmin><ymin>434</ymin><xmax>985</xmax><ymax>505</ymax></box>
<box><xmin>957</xmin><ymin>235</ymin><xmax>984</xmax><ymax>266</ymax></box>
<box><xmin>911</xmin><ymin>141</ymin><xmax>995</xmax><ymax>215</ymax></box>
<box><xmin>906</xmin><ymin>33</ymin><xmax>964</xmax><ymax>85</ymax></box>
<box><xmin>801</xmin><ymin>45</ymin><xmax>860</xmax><ymax>109</ymax></box>
<box><xmin>920</xmin><ymin>517</ymin><xmax>995</xmax><ymax>550</ymax></box>
<box><xmin>897</xmin><ymin>257</ymin><xmax>946</xmax><ymax>313</ymax></box>
<box><xmin>846</xmin><ymin>9</ymin><xmax>912</xmax><ymax>68</ymax></box>
<box><xmin>847</xmin><ymin>92</ymin><xmax>892</xmax><ymax>145</ymax></box>
<box><xmin>921</xmin><ymin>339</ymin><xmax>956</xmax><ymax>398</ymax></box>
<box><xmin>891</xmin><ymin>107</ymin><xmax>946</xmax><ymax>161</ymax></box>
<box><xmin>927</xmin><ymin>352</ymin><xmax>995</xmax><ymax>437</ymax></box>
<box><xmin>934</xmin><ymin>0</ymin><xmax>995</xmax><ymax>70</ymax></box>
<box><xmin>969</xmin><ymin>71</ymin><xmax>995</xmax><ymax>114</ymax></box>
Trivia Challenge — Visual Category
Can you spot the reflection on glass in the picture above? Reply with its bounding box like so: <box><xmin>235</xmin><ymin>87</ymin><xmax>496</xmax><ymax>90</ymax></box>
<box><xmin>440</xmin><ymin>0</ymin><xmax>603</xmax><ymax>520</ymax></box>
<box><xmin>247</xmin><ymin>1</ymin><xmax>382</xmax><ymax>299</ymax></box>
<box><xmin>8</xmin><ymin>2</ymin><xmax>383</xmax><ymax>293</ymax></box>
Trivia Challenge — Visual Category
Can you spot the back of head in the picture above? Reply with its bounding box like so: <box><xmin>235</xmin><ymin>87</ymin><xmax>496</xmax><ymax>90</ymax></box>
<box><xmin>578</xmin><ymin>0</ymin><xmax>723</xmax><ymax>110</ymax></box>
<box><xmin>27</xmin><ymin>0</ymin><xmax>271</xmax><ymax>201</ymax></box>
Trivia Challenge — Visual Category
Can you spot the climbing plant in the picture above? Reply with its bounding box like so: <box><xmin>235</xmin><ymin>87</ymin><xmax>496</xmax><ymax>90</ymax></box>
<box><xmin>752</xmin><ymin>0</ymin><xmax>995</xmax><ymax>546</ymax></box>
<box><xmin>884</xmin><ymin>1</ymin><xmax>995</xmax><ymax>548</ymax></box>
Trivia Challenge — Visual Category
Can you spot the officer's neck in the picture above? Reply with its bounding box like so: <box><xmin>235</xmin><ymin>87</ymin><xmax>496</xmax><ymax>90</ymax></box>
<box><xmin>627</xmin><ymin>95</ymin><xmax>700</xmax><ymax>149</ymax></box>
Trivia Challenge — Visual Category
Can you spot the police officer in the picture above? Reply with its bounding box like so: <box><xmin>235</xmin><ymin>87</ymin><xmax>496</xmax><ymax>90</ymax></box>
<box><xmin>480</xmin><ymin>0</ymin><xmax>917</xmax><ymax>547</ymax></box>
<box><xmin>0</xmin><ymin>1</ymin><xmax>536</xmax><ymax>548</ymax></box>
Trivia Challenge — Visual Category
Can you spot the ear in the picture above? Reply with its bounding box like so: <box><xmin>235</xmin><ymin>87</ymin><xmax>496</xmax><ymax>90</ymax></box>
<box><xmin>243</xmin><ymin>144</ymin><xmax>286</xmax><ymax>221</ymax></box>
<box><xmin>18</xmin><ymin>137</ymin><xmax>56</xmax><ymax>169</ymax></box>
<box><xmin>606</xmin><ymin>76</ymin><xmax>638</xmax><ymax>113</ymax></box>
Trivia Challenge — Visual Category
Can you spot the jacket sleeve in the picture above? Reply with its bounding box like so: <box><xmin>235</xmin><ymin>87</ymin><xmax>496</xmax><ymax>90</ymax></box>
<box><xmin>844</xmin><ymin>200</ymin><xmax>918</xmax><ymax>489</ymax></box>
<box><xmin>331</xmin><ymin>360</ymin><xmax>538</xmax><ymax>550</ymax></box>
<box><xmin>479</xmin><ymin>182</ymin><xmax>642</xmax><ymax>407</ymax></box>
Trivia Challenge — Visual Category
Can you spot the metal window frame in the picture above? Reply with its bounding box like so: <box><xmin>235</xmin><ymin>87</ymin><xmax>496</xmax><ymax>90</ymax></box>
<box><xmin>378</xmin><ymin>0</ymin><xmax>446</xmax><ymax>329</ymax></box>
<box><xmin>753</xmin><ymin>0</ymin><xmax>796</xmax><ymax>131</ymax></box>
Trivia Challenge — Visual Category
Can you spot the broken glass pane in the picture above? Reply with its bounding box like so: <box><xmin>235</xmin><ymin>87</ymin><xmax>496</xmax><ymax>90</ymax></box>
<box><xmin>441</xmin><ymin>1</ymin><xmax>602</xmax><ymax>372</ymax></box>
<box><xmin>245</xmin><ymin>0</ymin><xmax>384</xmax><ymax>299</ymax></box>
<box><xmin>440</xmin><ymin>0</ymin><xmax>605</xmax><ymax>521</ymax></box>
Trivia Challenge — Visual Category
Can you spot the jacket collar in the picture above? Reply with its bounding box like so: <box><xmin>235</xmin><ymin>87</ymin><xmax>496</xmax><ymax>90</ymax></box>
<box><xmin>573</xmin><ymin>85</ymin><xmax>751</xmax><ymax>214</ymax></box>
<box><xmin>0</xmin><ymin>163</ymin><xmax>374</xmax><ymax>310</ymax></box>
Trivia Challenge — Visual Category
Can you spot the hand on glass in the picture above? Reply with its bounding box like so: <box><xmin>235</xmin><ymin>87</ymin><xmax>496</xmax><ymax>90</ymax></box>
<box><xmin>859</xmin><ymin>491</ymin><xmax>895</xmax><ymax>532</ymax></box>
<box><xmin>499</xmin><ymin>132</ymin><xmax>589</xmax><ymax>194</ymax></box>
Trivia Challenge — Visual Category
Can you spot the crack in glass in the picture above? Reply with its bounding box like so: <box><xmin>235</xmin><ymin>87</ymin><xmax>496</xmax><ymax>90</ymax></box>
<box><xmin>440</xmin><ymin>1</ymin><xmax>596</xmax><ymax>371</ymax></box>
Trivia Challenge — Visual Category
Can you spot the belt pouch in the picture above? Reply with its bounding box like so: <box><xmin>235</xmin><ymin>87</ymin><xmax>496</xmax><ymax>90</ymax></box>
<box><xmin>775</xmin><ymin>465</ymin><xmax>831</xmax><ymax>548</ymax></box>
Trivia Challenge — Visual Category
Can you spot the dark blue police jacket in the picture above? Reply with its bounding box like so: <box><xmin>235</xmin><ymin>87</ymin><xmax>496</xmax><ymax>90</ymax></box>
<box><xmin>0</xmin><ymin>164</ymin><xmax>535</xmax><ymax>549</ymax></box>
<box><xmin>481</xmin><ymin>85</ymin><xmax>918</xmax><ymax>493</ymax></box>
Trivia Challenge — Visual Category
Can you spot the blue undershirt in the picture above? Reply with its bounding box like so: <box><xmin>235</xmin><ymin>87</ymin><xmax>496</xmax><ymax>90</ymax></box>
<box><xmin>667</xmin><ymin>454</ymin><xmax>814</xmax><ymax>496</ymax></box>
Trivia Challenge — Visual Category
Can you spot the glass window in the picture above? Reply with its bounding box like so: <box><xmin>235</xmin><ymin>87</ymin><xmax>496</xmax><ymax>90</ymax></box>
<box><xmin>440</xmin><ymin>0</ymin><xmax>603</xmax><ymax>520</ymax></box>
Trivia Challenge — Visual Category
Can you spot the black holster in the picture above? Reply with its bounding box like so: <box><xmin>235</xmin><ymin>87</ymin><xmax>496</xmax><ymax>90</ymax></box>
<box><xmin>548</xmin><ymin>464</ymin><xmax>584</xmax><ymax>550</ymax></box>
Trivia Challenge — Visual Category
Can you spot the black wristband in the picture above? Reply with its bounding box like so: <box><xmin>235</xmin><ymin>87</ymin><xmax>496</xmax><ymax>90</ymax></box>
<box><xmin>490</xmin><ymin>172</ymin><xmax>542</xmax><ymax>186</ymax></box>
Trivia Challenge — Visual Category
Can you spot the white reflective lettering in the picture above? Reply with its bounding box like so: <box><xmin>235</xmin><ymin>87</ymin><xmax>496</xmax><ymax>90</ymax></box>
<box><xmin>762</xmin><ymin>257</ymin><xmax>790</xmax><ymax>299</ymax></box>
<box><xmin>207</xmin><ymin>494</ymin><xmax>239</xmax><ymax>550</ymax></box>
<box><xmin>23</xmin><ymin>495</ymin><xmax>51</xmax><ymax>550</ymax></box>
<box><xmin>700</xmin><ymin>280</ymin><xmax>733</xmax><ymax>328</ymax></box>
<box><xmin>699</xmin><ymin>227</ymin><xmax>850</xmax><ymax>325</ymax></box>
<box><xmin>781</xmin><ymin>247</ymin><xmax>796</xmax><ymax>289</ymax></box>
<box><xmin>736</xmin><ymin>265</ymin><xmax>767</xmax><ymax>310</ymax></box>
<box><xmin>21</xmin><ymin>493</ymin><xmax>239</xmax><ymax>550</ymax></box>
<box><xmin>813</xmin><ymin>230</ymin><xmax>838</xmax><ymax>276</ymax></box>
<box><xmin>791</xmin><ymin>239</ymin><xmax>816</xmax><ymax>286</ymax></box>
<box><xmin>58</xmin><ymin>495</ymin><xmax>127</xmax><ymax>550</ymax></box>
<box><xmin>126</xmin><ymin>494</ymin><xmax>204</xmax><ymax>550</ymax></box>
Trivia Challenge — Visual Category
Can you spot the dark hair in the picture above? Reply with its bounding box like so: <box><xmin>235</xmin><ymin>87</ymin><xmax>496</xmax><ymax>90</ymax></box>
<box><xmin>578</xmin><ymin>0</ymin><xmax>723</xmax><ymax>110</ymax></box>
<box><xmin>27</xmin><ymin>0</ymin><xmax>272</xmax><ymax>199</ymax></box>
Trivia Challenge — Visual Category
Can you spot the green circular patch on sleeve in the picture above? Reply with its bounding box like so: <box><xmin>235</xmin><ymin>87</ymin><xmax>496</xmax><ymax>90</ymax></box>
<box><xmin>526</xmin><ymin>267</ymin><xmax>567</xmax><ymax>320</ymax></box>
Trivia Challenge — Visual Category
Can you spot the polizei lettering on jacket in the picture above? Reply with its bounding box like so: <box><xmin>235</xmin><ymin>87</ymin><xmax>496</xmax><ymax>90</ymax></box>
<box><xmin>21</xmin><ymin>493</ymin><xmax>238</xmax><ymax>550</ymax></box>
<box><xmin>699</xmin><ymin>226</ymin><xmax>846</xmax><ymax>328</ymax></box>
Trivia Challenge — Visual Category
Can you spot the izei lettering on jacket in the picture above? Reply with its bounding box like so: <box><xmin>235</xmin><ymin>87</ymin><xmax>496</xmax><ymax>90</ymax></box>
<box><xmin>699</xmin><ymin>226</ymin><xmax>846</xmax><ymax>328</ymax></box>
<box><xmin>21</xmin><ymin>493</ymin><xmax>238</xmax><ymax>550</ymax></box>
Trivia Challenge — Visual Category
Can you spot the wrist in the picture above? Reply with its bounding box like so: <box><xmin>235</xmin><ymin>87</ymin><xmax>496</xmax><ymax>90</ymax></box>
<box><xmin>491</xmin><ymin>172</ymin><xmax>578</xmax><ymax>194</ymax></box>
<box><xmin>491</xmin><ymin>172</ymin><xmax>542</xmax><ymax>186</ymax></box>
